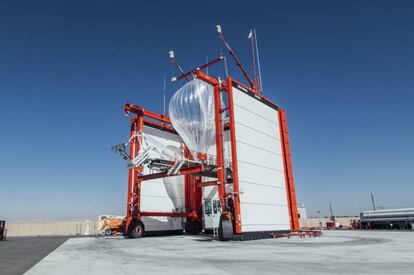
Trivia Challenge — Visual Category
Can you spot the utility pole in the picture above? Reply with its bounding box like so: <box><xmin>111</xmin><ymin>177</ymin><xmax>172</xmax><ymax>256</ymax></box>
<box><xmin>371</xmin><ymin>193</ymin><xmax>376</xmax><ymax>211</ymax></box>
<box><xmin>317</xmin><ymin>210</ymin><xmax>322</xmax><ymax>229</ymax></box>
<box><xmin>329</xmin><ymin>202</ymin><xmax>335</xmax><ymax>222</ymax></box>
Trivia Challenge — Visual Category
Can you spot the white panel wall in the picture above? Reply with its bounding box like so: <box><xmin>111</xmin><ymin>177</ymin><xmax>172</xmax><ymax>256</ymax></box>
<box><xmin>139</xmin><ymin>126</ymin><xmax>184</xmax><ymax>231</ymax></box>
<box><xmin>232</xmin><ymin>87</ymin><xmax>290</xmax><ymax>232</ymax></box>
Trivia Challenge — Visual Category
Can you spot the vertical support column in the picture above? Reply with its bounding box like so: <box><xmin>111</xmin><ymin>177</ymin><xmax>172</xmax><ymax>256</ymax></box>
<box><xmin>126</xmin><ymin>117</ymin><xmax>136</xmax><ymax>227</ymax></box>
<box><xmin>213</xmin><ymin>84</ymin><xmax>226</xmax><ymax>211</ymax></box>
<box><xmin>127</xmin><ymin>115</ymin><xmax>143</xmax><ymax>228</ymax></box>
<box><xmin>193</xmin><ymin>177</ymin><xmax>202</xmax><ymax>219</ymax></box>
<box><xmin>184</xmin><ymin>175</ymin><xmax>190</xmax><ymax>210</ymax></box>
<box><xmin>183</xmin><ymin>147</ymin><xmax>201</xmax><ymax>216</ymax></box>
<box><xmin>226</xmin><ymin>78</ymin><xmax>242</xmax><ymax>234</ymax></box>
<box><xmin>278</xmin><ymin>109</ymin><xmax>300</xmax><ymax>231</ymax></box>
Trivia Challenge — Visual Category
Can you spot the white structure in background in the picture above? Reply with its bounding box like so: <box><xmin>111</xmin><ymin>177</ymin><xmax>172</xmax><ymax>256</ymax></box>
<box><xmin>84</xmin><ymin>220</ymin><xmax>90</xmax><ymax>235</ymax></box>
<box><xmin>297</xmin><ymin>203</ymin><xmax>307</xmax><ymax>219</ymax></box>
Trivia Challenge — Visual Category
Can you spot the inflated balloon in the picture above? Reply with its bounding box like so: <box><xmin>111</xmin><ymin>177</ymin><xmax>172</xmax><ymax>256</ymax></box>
<box><xmin>169</xmin><ymin>79</ymin><xmax>216</xmax><ymax>155</ymax></box>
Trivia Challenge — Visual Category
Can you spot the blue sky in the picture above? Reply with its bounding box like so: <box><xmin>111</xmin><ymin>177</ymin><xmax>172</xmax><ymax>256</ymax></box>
<box><xmin>1</xmin><ymin>1</ymin><xmax>413</xmax><ymax>220</ymax></box>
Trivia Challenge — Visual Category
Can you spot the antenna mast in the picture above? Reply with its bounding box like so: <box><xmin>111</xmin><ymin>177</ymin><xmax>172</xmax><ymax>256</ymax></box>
<box><xmin>163</xmin><ymin>73</ymin><xmax>166</xmax><ymax>116</ymax></box>
<box><xmin>249</xmin><ymin>28</ymin><xmax>258</xmax><ymax>93</ymax></box>
<box><xmin>371</xmin><ymin>193</ymin><xmax>377</xmax><ymax>211</ymax></box>
<box><xmin>206</xmin><ymin>55</ymin><xmax>209</xmax><ymax>74</ymax></box>
<box><xmin>254</xmin><ymin>28</ymin><xmax>263</xmax><ymax>94</ymax></box>
<box><xmin>216</xmin><ymin>25</ymin><xmax>256</xmax><ymax>92</ymax></box>
<box><xmin>169</xmin><ymin>51</ymin><xmax>190</xmax><ymax>82</ymax></box>
<box><xmin>329</xmin><ymin>202</ymin><xmax>335</xmax><ymax>222</ymax></box>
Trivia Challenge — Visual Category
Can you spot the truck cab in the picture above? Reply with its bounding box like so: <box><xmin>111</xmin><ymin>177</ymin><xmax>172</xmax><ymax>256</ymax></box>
<box><xmin>202</xmin><ymin>186</ymin><xmax>222</xmax><ymax>232</ymax></box>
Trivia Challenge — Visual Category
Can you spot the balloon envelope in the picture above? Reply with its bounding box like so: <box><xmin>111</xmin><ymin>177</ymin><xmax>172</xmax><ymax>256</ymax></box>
<box><xmin>163</xmin><ymin>176</ymin><xmax>185</xmax><ymax>211</ymax></box>
<box><xmin>169</xmin><ymin>79</ymin><xmax>216</xmax><ymax>155</ymax></box>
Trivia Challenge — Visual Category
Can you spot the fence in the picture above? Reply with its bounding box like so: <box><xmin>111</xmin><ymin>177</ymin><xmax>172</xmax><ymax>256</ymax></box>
<box><xmin>5</xmin><ymin>217</ymin><xmax>359</xmax><ymax>236</ymax></box>
<box><xmin>299</xmin><ymin>217</ymin><xmax>359</xmax><ymax>229</ymax></box>
<box><xmin>5</xmin><ymin>220</ymin><xmax>99</xmax><ymax>237</ymax></box>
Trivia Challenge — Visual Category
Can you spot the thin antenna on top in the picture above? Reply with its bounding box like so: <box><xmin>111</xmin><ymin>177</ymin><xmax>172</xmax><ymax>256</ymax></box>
<box><xmin>216</xmin><ymin>25</ymin><xmax>255</xmax><ymax>90</ymax></box>
<box><xmin>254</xmin><ymin>28</ymin><xmax>263</xmax><ymax>93</ymax></box>
<box><xmin>163</xmin><ymin>74</ymin><xmax>166</xmax><ymax>116</ymax></box>
<box><xmin>206</xmin><ymin>55</ymin><xmax>209</xmax><ymax>74</ymax></box>
<box><xmin>223</xmin><ymin>56</ymin><xmax>229</xmax><ymax>78</ymax></box>
<box><xmin>249</xmin><ymin>28</ymin><xmax>258</xmax><ymax>92</ymax></box>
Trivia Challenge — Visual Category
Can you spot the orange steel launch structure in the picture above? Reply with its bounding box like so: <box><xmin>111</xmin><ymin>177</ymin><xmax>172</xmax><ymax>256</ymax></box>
<box><xmin>123</xmin><ymin>71</ymin><xmax>299</xmax><ymax>240</ymax></box>
<box><xmin>121</xmin><ymin>27</ymin><xmax>300</xmax><ymax>240</ymax></box>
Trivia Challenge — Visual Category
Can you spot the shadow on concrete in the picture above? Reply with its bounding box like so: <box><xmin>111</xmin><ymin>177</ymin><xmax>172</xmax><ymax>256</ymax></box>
<box><xmin>0</xmin><ymin>236</ymin><xmax>69</xmax><ymax>275</ymax></box>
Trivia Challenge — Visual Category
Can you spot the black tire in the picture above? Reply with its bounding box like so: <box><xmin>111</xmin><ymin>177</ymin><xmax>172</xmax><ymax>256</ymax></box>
<box><xmin>218</xmin><ymin>215</ymin><xmax>233</xmax><ymax>241</ymax></box>
<box><xmin>185</xmin><ymin>220</ymin><xmax>202</xmax><ymax>235</ymax></box>
<box><xmin>127</xmin><ymin>220</ymin><xmax>145</xmax><ymax>238</ymax></box>
<box><xmin>104</xmin><ymin>228</ymin><xmax>112</xmax><ymax>236</ymax></box>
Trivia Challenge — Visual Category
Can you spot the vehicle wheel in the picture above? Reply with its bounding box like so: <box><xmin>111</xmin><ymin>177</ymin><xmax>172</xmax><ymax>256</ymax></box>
<box><xmin>218</xmin><ymin>215</ymin><xmax>233</xmax><ymax>241</ymax></box>
<box><xmin>185</xmin><ymin>220</ymin><xmax>202</xmax><ymax>235</ymax></box>
<box><xmin>127</xmin><ymin>220</ymin><xmax>145</xmax><ymax>238</ymax></box>
<box><xmin>104</xmin><ymin>228</ymin><xmax>112</xmax><ymax>236</ymax></box>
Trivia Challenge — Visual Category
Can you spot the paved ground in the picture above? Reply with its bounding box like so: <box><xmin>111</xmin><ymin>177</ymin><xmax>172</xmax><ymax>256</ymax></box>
<box><xmin>17</xmin><ymin>231</ymin><xmax>414</xmax><ymax>274</ymax></box>
<box><xmin>0</xmin><ymin>236</ymin><xmax>69</xmax><ymax>275</ymax></box>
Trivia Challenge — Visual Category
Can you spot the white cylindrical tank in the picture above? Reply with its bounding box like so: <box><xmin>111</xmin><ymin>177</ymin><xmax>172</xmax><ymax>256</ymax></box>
<box><xmin>361</xmin><ymin>208</ymin><xmax>414</xmax><ymax>222</ymax></box>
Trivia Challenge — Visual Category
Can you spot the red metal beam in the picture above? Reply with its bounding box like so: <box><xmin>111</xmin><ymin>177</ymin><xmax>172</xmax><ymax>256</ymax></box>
<box><xmin>176</xmin><ymin>55</ymin><xmax>224</xmax><ymax>82</ymax></box>
<box><xmin>127</xmin><ymin>115</ymin><xmax>144</xmax><ymax>228</ymax></box>
<box><xmin>137</xmin><ymin>165</ymin><xmax>204</xmax><ymax>182</ymax></box>
<box><xmin>226</xmin><ymin>77</ymin><xmax>242</xmax><ymax>234</ymax></box>
<box><xmin>170</xmin><ymin>52</ymin><xmax>190</xmax><ymax>82</ymax></box>
<box><xmin>125</xmin><ymin>103</ymin><xmax>171</xmax><ymax>124</ymax></box>
<box><xmin>278</xmin><ymin>109</ymin><xmax>300</xmax><ymax>231</ymax></box>
<box><xmin>194</xmin><ymin>71</ymin><xmax>219</xmax><ymax>86</ymax></box>
<box><xmin>217</xmin><ymin>31</ymin><xmax>255</xmax><ymax>91</ymax></box>
<box><xmin>272</xmin><ymin>231</ymin><xmax>322</xmax><ymax>239</ymax></box>
<box><xmin>139</xmin><ymin>211</ymin><xmax>198</xmax><ymax>219</ymax></box>
<box><xmin>213</xmin><ymin>83</ymin><xmax>227</xmax><ymax>213</ymax></box>
<box><xmin>126</xmin><ymin>117</ymin><xmax>136</xmax><ymax>226</ymax></box>
<box><xmin>196</xmin><ymin>180</ymin><xmax>218</xmax><ymax>188</ymax></box>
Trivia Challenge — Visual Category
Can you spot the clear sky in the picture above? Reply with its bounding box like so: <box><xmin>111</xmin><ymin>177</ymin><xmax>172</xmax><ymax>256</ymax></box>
<box><xmin>1</xmin><ymin>1</ymin><xmax>413</xmax><ymax>220</ymax></box>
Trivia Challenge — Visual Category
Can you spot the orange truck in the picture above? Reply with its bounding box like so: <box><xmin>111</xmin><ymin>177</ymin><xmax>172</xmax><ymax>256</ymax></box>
<box><xmin>98</xmin><ymin>215</ymin><xmax>125</xmax><ymax>236</ymax></box>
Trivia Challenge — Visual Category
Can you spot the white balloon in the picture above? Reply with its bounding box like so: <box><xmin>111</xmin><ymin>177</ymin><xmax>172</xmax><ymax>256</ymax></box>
<box><xmin>169</xmin><ymin>79</ymin><xmax>216</xmax><ymax>155</ymax></box>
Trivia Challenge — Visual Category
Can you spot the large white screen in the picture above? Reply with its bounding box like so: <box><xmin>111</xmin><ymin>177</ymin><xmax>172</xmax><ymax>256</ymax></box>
<box><xmin>232</xmin><ymin>86</ymin><xmax>290</xmax><ymax>232</ymax></box>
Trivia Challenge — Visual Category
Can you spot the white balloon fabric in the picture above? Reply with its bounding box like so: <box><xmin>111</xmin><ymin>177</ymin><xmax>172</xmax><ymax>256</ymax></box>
<box><xmin>169</xmin><ymin>79</ymin><xmax>216</xmax><ymax>155</ymax></box>
<box><xmin>163</xmin><ymin>176</ymin><xmax>185</xmax><ymax>211</ymax></box>
<box><xmin>163</xmin><ymin>145</ymin><xmax>185</xmax><ymax>210</ymax></box>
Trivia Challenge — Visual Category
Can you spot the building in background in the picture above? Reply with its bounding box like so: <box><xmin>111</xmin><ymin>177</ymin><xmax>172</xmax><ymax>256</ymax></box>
<box><xmin>297</xmin><ymin>203</ymin><xmax>307</xmax><ymax>219</ymax></box>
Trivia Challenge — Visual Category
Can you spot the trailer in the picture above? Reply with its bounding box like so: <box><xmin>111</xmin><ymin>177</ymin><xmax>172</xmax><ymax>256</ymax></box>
<box><xmin>360</xmin><ymin>208</ymin><xmax>414</xmax><ymax>230</ymax></box>
<box><xmin>113</xmin><ymin>26</ymin><xmax>301</xmax><ymax>241</ymax></box>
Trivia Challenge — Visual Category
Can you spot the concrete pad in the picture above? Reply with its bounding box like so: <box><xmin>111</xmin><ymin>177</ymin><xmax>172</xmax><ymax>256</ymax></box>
<box><xmin>25</xmin><ymin>230</ymin><xmax>414</xmax><ymax>274</ymax></box>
